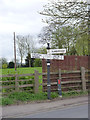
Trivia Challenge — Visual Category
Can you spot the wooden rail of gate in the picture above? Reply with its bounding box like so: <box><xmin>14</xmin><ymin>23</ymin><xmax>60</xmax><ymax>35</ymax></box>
<box><xmin>0</xmin><ymin>70</ymin><xmax>42</xmax><ymax>95</ymax></box>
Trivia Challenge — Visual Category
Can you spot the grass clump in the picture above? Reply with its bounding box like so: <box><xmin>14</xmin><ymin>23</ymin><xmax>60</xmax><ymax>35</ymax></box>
<box><xmin>8</xmin><ymin>92</ymin><xmax>48</xmax><ymax>101</ymax></box>
<box><xmin>2</xmin><ymin>97</ymin><xmax>14</xmax><ymax>106</ymax></box>
<box><xmin>62</xmin><ymin>90</ymin><xmax>88</xmax><ymax>97</ymax></box>
<box><xmin>29</xmin><ymin>93</ymin><xmax>47</xmax><ymax>100</ymax></box>
<box><xmin>8</xmin><ymin>92</ymin><xmax>31</xmax><ymax>101</ymax></box>
<box><xmin>51</xmin><ymin>92</ymin><xmax>59</xmax><ymax>99</ymax></box>
<box><xmin>1</xmin><ymin>91</ymin><xmax>59</xmax><ymax>106</ymax></box>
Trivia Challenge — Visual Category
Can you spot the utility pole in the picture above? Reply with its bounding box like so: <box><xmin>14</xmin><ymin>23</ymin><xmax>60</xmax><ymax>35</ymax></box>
<box><xmin>14</xmin><ymin>32</ymin><xmax>16</xmax><ymax>71</ymax></box>
<box><xmin>88</xmin><ymin>2</ymin><xmax>90</xmax><ymax>56</ymax></box>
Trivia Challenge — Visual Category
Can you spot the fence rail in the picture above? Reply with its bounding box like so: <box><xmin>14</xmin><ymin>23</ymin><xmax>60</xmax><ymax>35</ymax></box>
<box><xmin>42</xmin><ymin>67</ymin><xmax>90</xmax><ymax>92</ymax></box>
<box><xmin>0</xmin><ymin>67</ymin><xmax>90</xmax><ymax>95</ymax></box>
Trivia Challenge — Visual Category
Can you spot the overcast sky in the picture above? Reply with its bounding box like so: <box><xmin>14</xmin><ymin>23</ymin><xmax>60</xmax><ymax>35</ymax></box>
<box><xmin>0</xmin><ymin>0</ymin><xmax>48</xmax><ymax>62</ymax></box>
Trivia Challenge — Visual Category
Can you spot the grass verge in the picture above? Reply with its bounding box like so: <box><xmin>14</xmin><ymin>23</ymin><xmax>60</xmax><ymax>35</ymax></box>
<box><xmin>62</xmin><ymin>90</ymin><xmax>88</xmax><ymax>97</ymax></box>
<box><xmin>0</xmin><ymin>90</ymin><xmax>88</xmax><ymax>106</ymax></box>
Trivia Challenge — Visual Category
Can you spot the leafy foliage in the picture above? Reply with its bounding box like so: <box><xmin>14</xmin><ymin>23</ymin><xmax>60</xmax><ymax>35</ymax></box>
<box><xmin>76</xmin><ymin>33</ymin><xmax>89</xmax><ymax>55</ymax></box>
<box><xmin>39</xmin><ymin>0</ymin><xmax>89</xmax><ymax>55</ymax></box>
<box><xmin>34</xmin><ymin>59</ymin><xmax>42</xmax><ymax>67</ymax></box>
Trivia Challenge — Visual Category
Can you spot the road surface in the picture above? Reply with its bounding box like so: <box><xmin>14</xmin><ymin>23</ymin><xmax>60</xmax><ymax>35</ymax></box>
<box><xmin>24</xmin><ymin>104</ymin><xmax>88</xmax><ymax>118</ymax></box>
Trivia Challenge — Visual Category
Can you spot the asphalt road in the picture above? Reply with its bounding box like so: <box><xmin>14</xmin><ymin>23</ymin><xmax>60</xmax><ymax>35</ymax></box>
<box><xmin>24</xmin><ymin>104</ymin><xmax>88</xmax><ymax>118</ymax></box>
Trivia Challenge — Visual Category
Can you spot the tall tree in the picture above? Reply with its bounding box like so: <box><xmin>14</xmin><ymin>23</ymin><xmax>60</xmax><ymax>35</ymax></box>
<box><xmin>16</xmin><ymin>35</ymin><xmax>26</xmax><ymax>67</ymax></box>
<box><xmin>16</xmin><ymin>35</ymin><xmax>36</xmax><ymax>67</ymax></box>
<box><xmin>76</xmin><ymin>33</ymin><xmax>88</xmax><ymax>55</ymax></box>
<box><xmin>39</xmin><ymin>0</ymin><xmax>89</xmax><ymax>55</ymax></box>
<box><xmin>38</xmin><ymin>25</ymin><xmax>53</xmax><ymax>44</ymax></box>
<box><xmin>40</xmin><ymin>0</ymin><xmax>89</xmax><ymax>29</ymax></box>
<box><xmin>1</xmin><ymin>58</ymin><xmax>8</xmax><ymax>64</ymax></box>
<box><xmin>24</xmin><ymin>35</ymin><xmax>36</xmax><ymax>67</ymax></box>
<box><xmin>37</xmin><ymin>46</ymin><xmax>47</xmax><ymax>54</ymax></box>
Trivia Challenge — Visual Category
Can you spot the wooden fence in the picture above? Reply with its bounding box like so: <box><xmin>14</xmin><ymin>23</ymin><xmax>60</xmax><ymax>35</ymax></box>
<box><xmin>42</xmin><ymin>67</ymin><xmax>90</xmax><ymax>92</ymax></box>
<box><xmin>0</xmin><ymin>67</ymin><xmax>90</xmax><ymax>95</ymax></box>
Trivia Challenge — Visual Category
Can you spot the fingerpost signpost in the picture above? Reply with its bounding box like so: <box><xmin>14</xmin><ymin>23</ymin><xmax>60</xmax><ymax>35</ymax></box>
<box><xmin>31</xmin><ymin>43</ymin><xmax>66</xmax><ymax>99</ymax></box>
<box><xmin>47</xmin><ymin>43</ymin><xmax>51</xmax><ymax>99</ymax></box>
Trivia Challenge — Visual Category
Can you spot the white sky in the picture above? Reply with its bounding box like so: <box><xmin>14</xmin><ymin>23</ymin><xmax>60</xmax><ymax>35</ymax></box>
<box><xmin>0</xmin><ymin>0</ymin><xmax>48</xmax><ymax>62</ymax></box>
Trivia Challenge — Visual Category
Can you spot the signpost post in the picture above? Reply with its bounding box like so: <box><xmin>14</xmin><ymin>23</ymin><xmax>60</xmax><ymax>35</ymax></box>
<box><xmin>31</xmin><ymin>43</ymin><xmax>66</xmax><ymax>99</ymax></box>
<box><xmin>47</xmin><ymin>43</ymin><xmax>51</xmax><ymax>99</ymax></box>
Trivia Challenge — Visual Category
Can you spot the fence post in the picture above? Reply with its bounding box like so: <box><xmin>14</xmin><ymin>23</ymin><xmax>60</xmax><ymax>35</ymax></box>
<box><xmin>34</xmin><ymin>70</ymin><xmax>39</xmax><ymax>94</ymax></box>
<box><xmin>15</xmin><ymin>74</ymin><xmax>19</xmax><ymax>91</ymax></box>
<box><xmin>81</xmin><ymin>67</ymin><xmax>86</xmax><ymax>91</ymax></box>
<box><xmin>59</xmin><ymin>69</ymin><xmax>61</xmax><ymax>80</ymax></box>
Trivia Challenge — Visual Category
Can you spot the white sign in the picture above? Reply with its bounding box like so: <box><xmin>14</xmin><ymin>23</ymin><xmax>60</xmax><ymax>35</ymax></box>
<box><xmin>31</xmin><ymin>53</ymin><xmax>64</xmax><ymax>60</ymax></box>
<box><xmin>47</xmin><ymin>49</ymin><xmax>66</xmax><ymax>54</ymax></box>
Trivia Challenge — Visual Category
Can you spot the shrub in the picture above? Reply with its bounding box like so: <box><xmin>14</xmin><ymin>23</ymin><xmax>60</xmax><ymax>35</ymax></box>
<box><xmin>8</xmin><ymin>61</ymin><xmax>14</xmax><ymax>68</ymax></box>
<box><xmin>34</xmin><ymin>59</ymin><xmax>42</xmax><ymax>67</ymax></box>
<box><xmin>2</xmin><ymin>64</ymin><xmax>8</xmax><ymax>69</ymax></box>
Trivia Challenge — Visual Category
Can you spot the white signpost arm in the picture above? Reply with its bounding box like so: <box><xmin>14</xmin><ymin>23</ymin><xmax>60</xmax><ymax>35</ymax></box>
<box><xmin>31</xmin><ymin>53</ymin><xmax>64</xmax><ymax>60</ymax></box>
<box><xmin>47</xmin><ymin>49</ymin><xmax>66</xmax><ymax>54</ymax></box>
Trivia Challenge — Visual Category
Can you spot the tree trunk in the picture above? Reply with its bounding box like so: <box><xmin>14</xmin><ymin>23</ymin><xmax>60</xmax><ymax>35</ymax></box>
<box><xmin>29</xmin><ymin>59</ymin><xmax>31</xmax><ymax>67</ymax></box>
<box><xmin>21</xmin><ymin>56</ymin><xmax>23</xmax><ymax>67</ymax></box>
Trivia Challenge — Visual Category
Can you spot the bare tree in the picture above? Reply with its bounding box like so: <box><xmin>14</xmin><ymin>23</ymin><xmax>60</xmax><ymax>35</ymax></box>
<box><xmin>16</xmin><ymin>35</ymin><xmax>26</xmax><ymax>66</ymax></box>
<box><xmin>38</xmin><ymin>25</ymin><xmax>53</xmax><ymax>44</ymax></box>
<box><xmin>24</xmin><ymin>35</ymin><xmax>36</xmax><ymax>67</ymax></box>
<box><xmin>40</xmin><ymin>0</ymin><xmax>89</xmax><ymax>27</ymax></box>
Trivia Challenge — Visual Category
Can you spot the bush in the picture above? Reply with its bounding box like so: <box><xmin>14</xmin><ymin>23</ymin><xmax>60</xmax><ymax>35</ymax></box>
<box><xmin>34</xmin><ymin>59</ymin><xmax>42</xmax><ymax>67</ymax></box>
<box><xmin>8</xmin><ymin>61</ymin><xmax>14</xmax><ymax>68</ymax></box>
<box><xmin>2</xmin><ymin>64</ymin><xmax>8</xmax><ymax>69</ymax></box>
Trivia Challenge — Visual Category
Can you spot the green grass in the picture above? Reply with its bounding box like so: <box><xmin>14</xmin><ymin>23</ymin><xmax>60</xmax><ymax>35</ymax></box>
<box><xmin>62</xmin><ymin>90</ymin><xmax>88</xmax><ymax>97</ymax></box>
<box><xmin>1</xmin><ymin>67</ymin><xmax>42</xmax><ymax>75</ymax></box>
<box><xmin>0</xmin><ymin>90</ymin><xmax>88</xmax><ymax>106</ymax></box>
<box><xmin>1</xmin><ymin>97</ymin><xmax>14</xmax><ymax>105</ymax></box>
<box><xmin>0</xmin><ymin>92</ymin><xmax>58</xmax><ymax>106</ymax></box>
